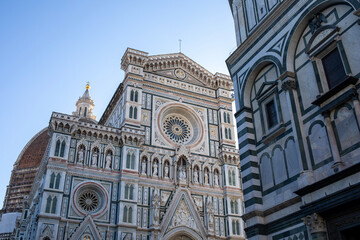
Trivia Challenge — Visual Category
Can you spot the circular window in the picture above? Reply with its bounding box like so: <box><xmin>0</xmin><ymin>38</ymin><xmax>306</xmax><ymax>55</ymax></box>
<box><xmin>158</xmin><ymin>104</ymin><xmax>203</xmax><ymax>147</ymax></box>
<box><xmin>73</xmin><ymin>183</ymin><xmax>107</xmax><ymax>215</ymax></box>
<box><xmin>163</xmin><ymin>115</ymin><xmax>192</xmax><ymax>144</ymax></box>
<box><xmin>78</xmin><ymin>190</ymin><xmax>99</xmax><ymax>212</ymax></box>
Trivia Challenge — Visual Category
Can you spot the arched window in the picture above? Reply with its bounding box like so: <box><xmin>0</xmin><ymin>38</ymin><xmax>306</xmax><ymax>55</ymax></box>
<box><xmin>130</xmin><ymin>90</ymin><xmax>134</xmax><ymax>101</ymax></box>
<box><xmin>55</xmin><ymin>173</ymin><xmax>61</xmax><ymax>189</ymax></box>
<box><xmin>228</xmin><ymin>129</ymin><xmax>232</xmax><ymax>140</ymax></box>
<box><xmin>134</xmin><ymin>107</ymin><xmax>137</xmax><ymax>119</ymax></box>
<box><xmin>131</xmin><ymin>153</ymin><xmax>135</xmax><ymax>169</ymax></box>
<box><xmin>129</xmin><ymin>106</ymin><xmax>133</xmax><ymax>118</ymax></box>
<box><xmin>51</xmin><ymin>196</ymin><xmax>57</xmax><ymax>214</ymax></box>
<box><xmin>129</xmin><ymin>185</ymin><xmax>134</xmax><ymax>200</ymax></box>
<box><xmin>49</xmin><ymin>173</ymin><xmax>55</xmax><ymax>188</ymax></box>
<box><xmin>125</xmin><ymin>184</ymin><xmax>129</xmax><ymax>199</ymax></box>
<box><xmin>124</xmin><ymin>184</ymin><xmax>134</xmax><ymax>200</ymax></box>
<box><xmin>55</xmin><ymin>140</ymin><xmax>60</xmax><ymax>156</ymax></box>
<box><xmin>227</xmin><ymin>113</ymin><xmax>230</xmax><ymax>123</ymax></box>
<box><xmin>60</xmin><ymin>140</ymin><xmax>66</xmax><ymax>157</ymax></box>
<box><xmin>79</xmin><ymin>107</ymin><xmax>82</xmax><ymax>115</ymax></box>
<box><xmin>134</xmin><ymin>91</ymin><xmax>138</xmax><ymax>102</ymax></box>
<box><xmin>232</xmin><ymin>220</ymin><xmax>236</xmax><ymax>234</ymax></box>
<box><xmin>228</xmin><ymin>170</ymin><xmax>232</xmax><ymax>185</ymax></box>
<box><xmin>84</xmin><ymin>107</ymin><xmax>87</xmax><ymax>117</ymax></box>
<box><xmin>123</xmin><ymin>206</ymin><xmax>128</xmax><ymax>222</ymax></box>
<box><xmin>236</xmin><ymin>220</ymin><xmax>240</xmax><ymax>235</ymax></box>
<box><xmin>230</xmin><ymin>200</ymin><xmax>234</xmax><ymax>213</ymax></box>
<box><xmin>223</xmin><ymin>112</ymin><xmax>226</xmax><ymax>123</ymax></box>
<box><xmin>232</xmin><ymin>170</ymin><xmax>236</xmax><ymax>186</ymax></box>
<box><xmin>235</xmin><ymin>200</ymin><xmax>239</xmax><ymax>214</ymax></box>
<box><xmin>45</xmin><ymin>196</ymin><xmax>52</xmax><ymax>213</ymax></box>
<box><xmin>126</xmin><ymin>153</ymin><xmax>131</xmax><ymax>169</ymax></box>
<box><xmin>128</xmin><ymin>207</ymin><xmax>133</xmax><ymax>223</ymax></box>
<box><xmin>225</xmin><ymin>128</ymin><xmax>228</xmax><ymax>139</ymax></box>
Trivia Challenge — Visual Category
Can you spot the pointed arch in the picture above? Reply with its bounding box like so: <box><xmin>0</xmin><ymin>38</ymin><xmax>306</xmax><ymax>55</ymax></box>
<box><xmin>45</xmin><ymin>196</ymin><xmax>52</xmax><ymax>213</ymax></box>
<box><xmin>129</xmin><ymin>106</ymin><xmax>133</xmax><ymax>118</ymax></box>
<box><xmin>126</xmin><ymin>152</ymin><xmax>131</xmax><ymax>169</ymax></box>
<box><xmin>131</xmin><ymin>153</ymin><xmax>136</xmax><ymax>169</ymax></box>
<box><xmin>49</xmin><ymin>172</ymin><xmax>55</xmax><ymax>188</ymax></box>
<box><xmin>123</xmin><ymin>206</ymin><xmax>128</xmax><ymax>222</ymax></box>
<box><xmin>134</xmin><ymin>107</ymin><xmax>137</xmax><ymax>119</ymax></box>
<box><xmin>51</xmin><ymin>196</ymin><xmax>57</xmax><ymax>214</ymax></box>
<box><xmin>60</xmin><ymin>140</ymin><xmax>66</xmax><ymax>157</ymax></box>
<box><xmin>55</xmin><ymin>140</ymin><xmax>60</xmax><ymax>156</ymax></box>
<box><xmin>128</xmin><ymin>207</ymin><xmax>133</xmax><ymax>223</ymax></box>
<box><xmin>134</xmin><ymin>91</ymin><xmax>138</xmax><ymax>102</ymax></box>
<box><xmin>130</xmin><ymin>89</ymin><xmax>134</xmax><ymax>101</ymax></box>
<box><xmin>55</xmin><ymin>173</ymin><xmax>61</xmax><ymax>189</ymax></box>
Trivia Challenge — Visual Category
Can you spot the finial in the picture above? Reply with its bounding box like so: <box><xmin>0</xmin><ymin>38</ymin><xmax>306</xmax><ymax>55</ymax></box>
<box><xmin>86</xmin><ymin>82</ymin><xmax>90</xmax><ymax>90</ymax></box>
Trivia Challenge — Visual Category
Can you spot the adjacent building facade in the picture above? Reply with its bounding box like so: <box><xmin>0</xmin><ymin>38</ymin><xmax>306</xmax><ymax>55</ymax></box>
<box><xmin>17</xmin><ymin>49</ymin><xmax>245</xmax><ymax>240</ymax></box>
<box><xmin>227</xmin><ymin>0</ymin><xmax>360</xmax><ymax>239</ymax></box>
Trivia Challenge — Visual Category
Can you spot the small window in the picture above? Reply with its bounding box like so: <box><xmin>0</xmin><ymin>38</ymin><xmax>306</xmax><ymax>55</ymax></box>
<box><xmin>134</xmin><ymin>107</ymin><xmax>137</xmax><ymax>119</ymax></box>
<box><xmin>55</xmin><ymin>173</ymin><xmax>61</xmax><ymax>189</ymax></box>
<box><xmin>84</xmin><ymin>107</ymin><xmax>87</xmax><ymax>117</ymax></box>
<box><xmin>126</xmin><ymin>153</ymin><xmax>131</xmax><ymax>168</ymax></box>
<box><xmin>131</xmin><ymin>153</ymin><xmax>135</xmax><ymax>169</ymax></box>
<box><xmin>135</xmin><ymin>91</ymin><xmax>138</xmax><ymax>102</ymax></box>
<box><xmin>322</xmin><ymin>48</ymin><xmax>347</xmax><ymax>89</ymax></box>
<box><xmin>130</xmin><ymin>90</ymin><xmax>134</xmax><ymax>101</ymax></box>
<box><xmin>49</xmin><ymin>173</ymin><xmax>55</xmax><ymax>188</ymax></box>
<box><xmin>265</xmin><ymin>99</ymin><xmax>278</xmax><ymax>129</ymax></box>
<box><xmin>129</xmin><ymin>106</ymin><xmax>133</xmax><ymax>118</ymax></box>
<box><xmin>60</xmin><ymin>140</ymin><xmax>66</xmax><ymax>157</ymax></box>
<box><xmin>54</xmin><ymin>140</ymin><xmax>60</xmax><ymax>156</ymax></box>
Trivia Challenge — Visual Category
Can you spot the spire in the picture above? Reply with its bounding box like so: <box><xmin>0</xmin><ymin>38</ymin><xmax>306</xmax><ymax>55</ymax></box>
<box><xmin>73</xmin><ymin>83</ymin><xmax>97</xmax><ymax>122</ymax></box>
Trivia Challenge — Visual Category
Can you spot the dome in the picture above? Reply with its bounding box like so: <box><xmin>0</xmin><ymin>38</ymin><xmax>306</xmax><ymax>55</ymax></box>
<box><xmin>15</xmin><ymin>128</ymin><xmax>50</xmax><ymax>169</ymax></box>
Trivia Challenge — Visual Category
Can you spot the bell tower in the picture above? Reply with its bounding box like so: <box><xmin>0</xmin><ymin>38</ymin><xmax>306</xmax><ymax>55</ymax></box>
<box><xmin>73</xmin><ymin>82</ymin><xmax>96</xmax><ymax>122</ymax></box>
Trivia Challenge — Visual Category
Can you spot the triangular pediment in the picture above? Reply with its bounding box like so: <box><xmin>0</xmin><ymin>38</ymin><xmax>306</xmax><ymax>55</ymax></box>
<box><xmin>160</xmin><ymin>188</ymin><xmax>207</xmax><ymax>239</ymax></box>
<box><xmin>69</xmin><ymin>215</ymin><xmax>102</xmax><ymax>240</ymax></box>
<box><xmin>256</xmin><ymin>81</ymin><xmax>277</xmax><ymax>100</ymax></box>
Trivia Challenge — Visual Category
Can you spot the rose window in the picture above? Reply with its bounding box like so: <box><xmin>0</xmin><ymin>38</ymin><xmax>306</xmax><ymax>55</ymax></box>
<box><xmin>78</xmin><ymin>190</ymin><xmax>99</xmax><ymax>212</ymax></box>
<box><xmin>163</xmin><ymin>115</ymin><xmax>192</xmax><ymax>144</ymax></box>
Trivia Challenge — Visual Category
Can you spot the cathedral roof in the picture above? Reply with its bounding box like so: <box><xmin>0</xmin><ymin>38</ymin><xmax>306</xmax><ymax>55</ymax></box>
<box><xmin>14</xmin><ymin>128</ymin><xmax>49</xmax><ymax>170</ymax></box>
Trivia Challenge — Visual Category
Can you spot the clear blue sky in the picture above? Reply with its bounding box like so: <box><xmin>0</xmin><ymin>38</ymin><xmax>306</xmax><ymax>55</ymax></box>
<box><xmin>0</xmin><ymin>1</ymin><xmax>236</xmax><ymax>205</ymax></box>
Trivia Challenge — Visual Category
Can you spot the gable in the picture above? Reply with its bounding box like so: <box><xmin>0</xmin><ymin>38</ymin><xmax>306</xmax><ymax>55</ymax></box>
<box><xmin>69</xmin><ymin>215</ymin><xmax>102</xmax><ymax>240</ymax></box>
<box><xmin>160</xmin><ymin>188</ymin><xmax>207</xmax><ymax>239</ymax></box>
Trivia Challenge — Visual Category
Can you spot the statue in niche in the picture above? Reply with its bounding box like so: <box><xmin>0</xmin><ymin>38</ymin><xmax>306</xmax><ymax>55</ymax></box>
<box><xmin>152</xmin><ymin>189</ymin><xmax>161</xmax><ymax>226</ymax></box>
<box><xmin>193</xmin><ymin>169</ymin><xmax>199</xmax><ymax>183</ymax></box>
<box><xmin>153</xmin><ymin>161</ymin><xmax>158</xmax><ymax>177</ymax></box>
<box><xmin>204</xmin><ymin>170</ymin><xmax>209</xmax><ymax>184</ymax></box>
<box><xmin>164</xmin><ymin>163</ymin><xmax>169</xmax><ymax>178</ymax></box>
<box><xmin>177</xmin><ymin>156</ymin><xmax>187</xmax><ymax>181</ymax></box>
<box><xmin>141</xmin><ymin>159</ymin><xmax>147</xmax><ymax>174</ymax></box>
<box><xmin>77</xmin><ymin>148</ymin><xmax>84</xmax><ymax>164</ymax></box>
<box><xmin>214</xmin><ymin>172</ymin><xmax>219</xmax><ymax>186</ymax></box>
<box><xmin>105</xmin><ymin>154</ymin><xmax>112</xmax><ymax>169</ymax></box>
<box><xmin>179</xmin><ymin>167</ymin><xmax>186</xmax><ymax>180</ymax></box>
<box><xmin>91</xmin><ymin>151</ymin><xmax>98</xmax><ymax>166</ymax></box>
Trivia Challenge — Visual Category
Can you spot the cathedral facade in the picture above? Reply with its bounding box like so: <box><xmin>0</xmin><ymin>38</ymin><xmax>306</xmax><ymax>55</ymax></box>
<box><xmin>227</xmin><ymin>0</ymin><xmax>360</xmax><ymax>240</ymax></box>
<box><xmin>17</xmin><ymin>49</ymin><xmax>245</xmax><ymax>240</ymax></box>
